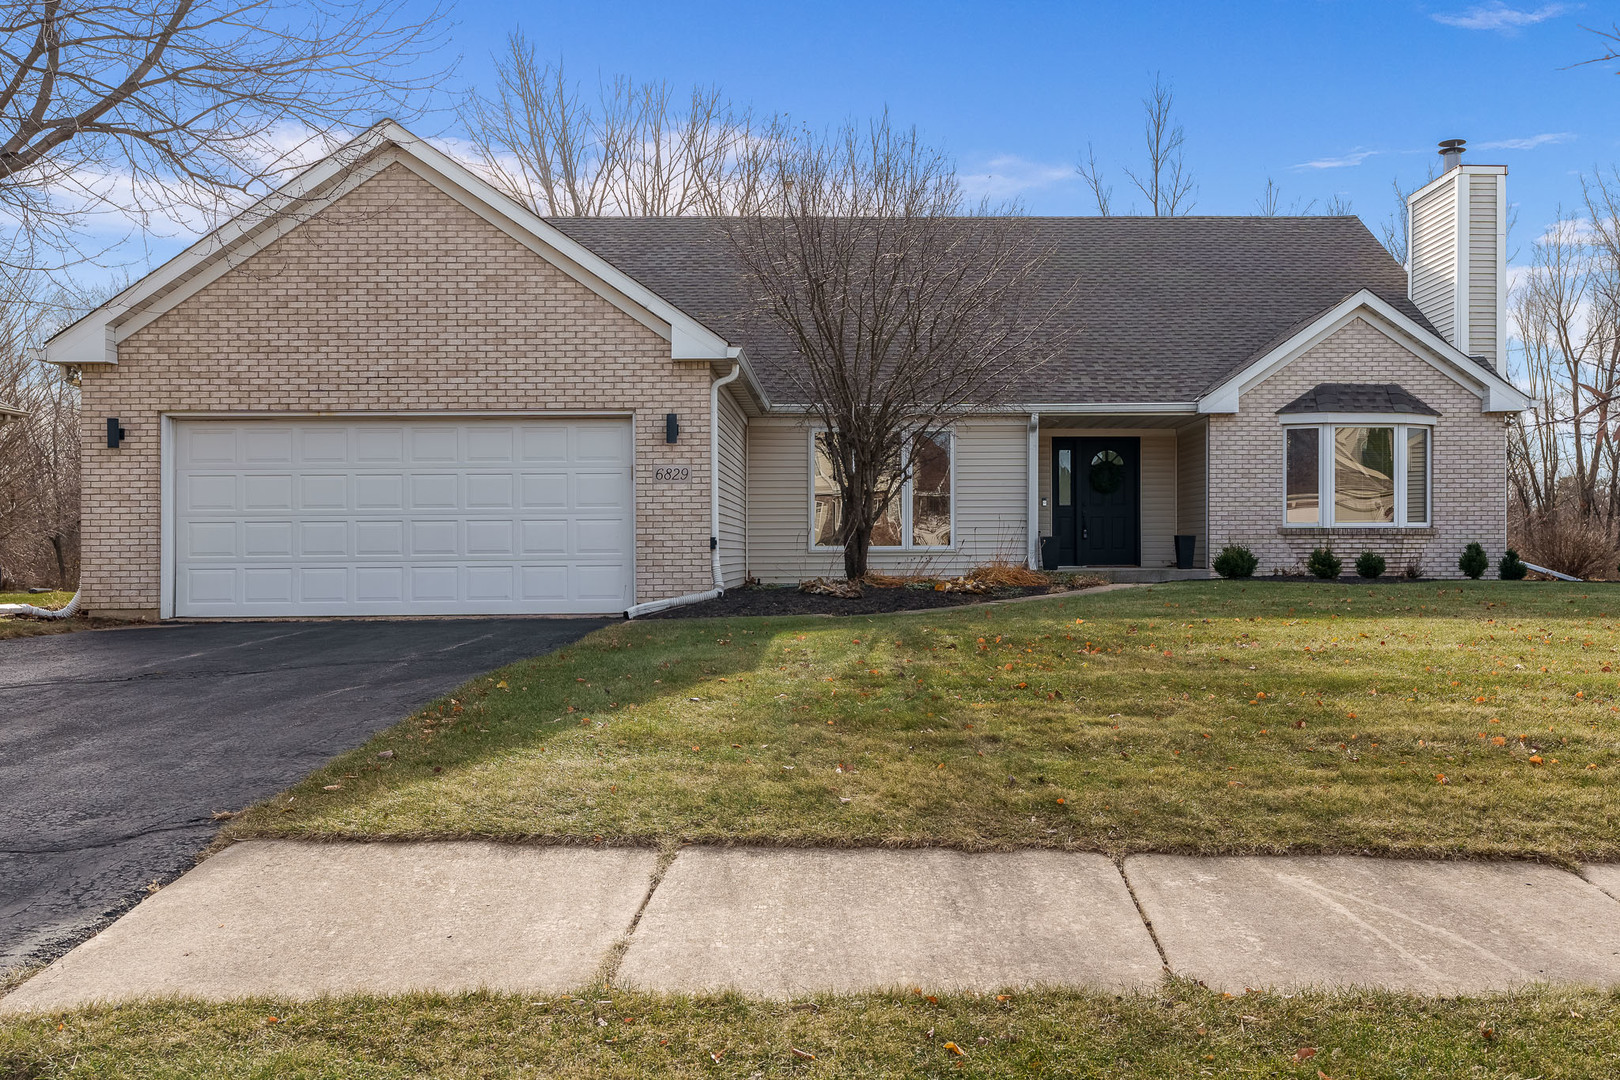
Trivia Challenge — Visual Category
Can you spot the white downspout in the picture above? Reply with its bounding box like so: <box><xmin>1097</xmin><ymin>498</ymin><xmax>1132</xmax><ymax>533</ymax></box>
<box><xmin>0</xmin><ymin>589</ymin><xmax>81</xmax><ymax>619</ymax></box>
<box><xmin>1026</xmin><ymin>413</ymin><xmax>1040</xmax><ymax>570</ymax></box>
<box><xmin>709</xmin><ymin>361</ymin><xmax>742</xmax><ymax>589</ymax></box>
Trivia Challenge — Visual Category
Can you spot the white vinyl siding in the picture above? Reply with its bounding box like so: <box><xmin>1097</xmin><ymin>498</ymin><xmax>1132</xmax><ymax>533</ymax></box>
<box><xmin>172</xmin><ymin>417</ymin><xmax>634</xmax><ymax>616</ymax></box>
<box><xmin>1037</xmin><ymin>428</ymin><xmax>1178</xmax><ymax>567</ymax></box>
<box><xmin>1467</xmin><ymin>171</ymin><xmax>1501</xmax><ymax>369</ymax></box>
<box><xmin>745</xmin><ymin>416</ymin><xmax>1027</xmax><ymax>581</ymax></box>
<box><xmin>1409</xmin><ymin>174</ymin><xmax>1458</xmax><ymax>343</ymax></box>
<box><xmin>716</xmin><ymin>387</ymin><xmax>748</xmax><ymax>586</ymax></box>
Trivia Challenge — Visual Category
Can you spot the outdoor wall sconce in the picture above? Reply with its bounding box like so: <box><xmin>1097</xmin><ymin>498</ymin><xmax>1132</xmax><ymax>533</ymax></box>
<box><xmin>106</xmin><ymin>418</ymin><xmax>127</xmax><ymax>448</ymax></box>
<box><xmin>665</xmin><ymin>413</ymin><xmax>679</xmax><ymax>443</ymax></box>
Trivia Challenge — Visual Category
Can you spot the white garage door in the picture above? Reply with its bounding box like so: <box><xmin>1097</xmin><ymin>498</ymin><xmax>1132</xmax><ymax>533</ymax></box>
<box><xmin>174</xmin><ymin>418</ymin><xmax>634</xmax><ymax>616</ymax></box>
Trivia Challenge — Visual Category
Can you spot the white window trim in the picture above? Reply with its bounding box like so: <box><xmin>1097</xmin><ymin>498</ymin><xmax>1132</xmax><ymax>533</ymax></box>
<box><xmin>807</xmin><ymin>427</ymin><xmax>958</xmax><ymax>553</ymax></box>
<box><xmin>1280</xmin><ymin>420</ymin><xmax>1433</xmax><ymax>529</ymax></box>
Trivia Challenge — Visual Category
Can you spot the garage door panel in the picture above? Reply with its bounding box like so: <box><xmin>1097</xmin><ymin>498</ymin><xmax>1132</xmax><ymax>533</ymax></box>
<box><xmin>300</xmin><ymin>428</ymin><xmax>349</xmax><ymax>463</ymax></box>
<box><xmin>466</xmin><ymin>473</ymin><xmax>515</xmax><ymax>508</ymax></box>
<box><xmin>243</xmin><ymin>428</ymin><xmax>293</xmax><ymax>464</ymax></box>
<box><xmin>176</xmin><ymin>419</ymin><xmax>634</xmax><ymax>616</ymax></box>
<box><xmin>243</xmin><ymin>474</ymin><xmax>293</xmax><ymax>511</ymax></box>
<box><xmin>243</xmin><ymin>521</ymin><xmax>292</xmax><ymax>557</ymax></box>
<box><xmin>355</xmin><ymin>520</ymin><xmax>405</xmax><ymax>557</ymax></box>
<box><xmin>355</xmin><ymin>473</ymin><xmax>405</xmax><ymax>509</ymax></box>
<box><xmin>243</xmin><ymin>568</ymin><xmax>294</xmax><ymax>603</ymax></box>
<box><xmin>466</xmin><ymin>519</ymin><xmax>515</xmax><ymax>556</ymax></box>
<box><xmin>186</xmin><ymin>474</ymin><xmax>238</xmax><ymax>512</ymax></box>
<box><xmin>300</xmin><ymin>521</ymin><xmax>349</xmax><ymax>557</ymax></box>
<box><xmin>298</xmin><ymin>567</ymin><xmax>348</xmax><ymax>603</ymax></box>
<box><xmin>411</xmin><ymin>428</ymin><xmax>458</xmax><ymax>463</ymax></box>
<box><xmin>185</xmin><ymin>521</ymin><xmax>237</xmax><ymax>559</ymax></box>
<box><xmin>410</xmin><ymin>473</ymin><xmax>458</xmax><ymax>509</ymax></box>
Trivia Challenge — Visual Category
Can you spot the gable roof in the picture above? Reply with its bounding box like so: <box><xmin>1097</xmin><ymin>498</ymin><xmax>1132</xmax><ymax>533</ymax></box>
<box><xmin>549</xmin><ymin>214</ymin><xmax>1437</xmax><ymax>406</ymax></box>
<box><xmin>1279</xmin><ymin>383</ymin><xmax>1440</xmax><ymax>416</ymax></box>
<box><xmin>43</xmin><ymin>121</ymin><xmax>749</xmax><ymax>384</ymax></box>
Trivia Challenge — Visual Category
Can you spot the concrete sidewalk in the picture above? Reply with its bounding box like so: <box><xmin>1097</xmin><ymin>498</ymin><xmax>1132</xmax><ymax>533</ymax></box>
<box><xmin>6</xmin><ymin>841</ymin><xmax>1620</xmax><ymax>1013</ymax></box>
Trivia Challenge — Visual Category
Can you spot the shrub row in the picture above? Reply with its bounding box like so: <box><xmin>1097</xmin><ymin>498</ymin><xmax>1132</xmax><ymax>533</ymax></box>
<box><xmin>1211</xmin><ymin>543</ymin><xmax>1531</xmax><ymax>581</ymax></box>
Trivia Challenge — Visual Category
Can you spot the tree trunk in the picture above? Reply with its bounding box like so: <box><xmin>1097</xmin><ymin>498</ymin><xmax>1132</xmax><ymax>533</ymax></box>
<box><xmin>842</xmin><ymin>526</ymin><xmax>870</xmax><ymax>582</ymax></box>
<box><xmin>48</xmin><ymin>532</ymin><xmax>66</xmax><ymax>587</ymax></box>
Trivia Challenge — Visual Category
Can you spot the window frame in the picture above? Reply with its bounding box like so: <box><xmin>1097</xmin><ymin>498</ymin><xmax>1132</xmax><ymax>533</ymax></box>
<box><xmin>807</xmin><ymin>427</ymin><xmax>957</xmax><ymax>553</ymax></box>
<box><xmin>1278</xmin><ymin>416</ymin><xmax>1434</xmax><ymax>529</ymax></box>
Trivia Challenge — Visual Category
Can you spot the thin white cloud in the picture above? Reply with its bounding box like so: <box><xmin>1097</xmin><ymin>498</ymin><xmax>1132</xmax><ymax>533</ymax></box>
<box><xmin>961</xmin><ymin>154</ymin><xmax>1074</xmax><ymax>202</ymax></box>
<box><xmin>1294</xmin><ymin>148</ymin><xmax>1381</xmax><ymax>170</ymax></box>
<box><xmin>1474</xmin><ymin>132</ymin><xmax>1576</xmax><ymax>150</ymax></box>
<box><xmin>1431</xmin><ymin>2</ymin><xmax>1570</xmax><ymax>31</ymax></box>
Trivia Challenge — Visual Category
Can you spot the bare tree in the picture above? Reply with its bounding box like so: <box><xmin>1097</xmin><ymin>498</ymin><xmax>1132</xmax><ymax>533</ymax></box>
<box><xmin>0</xmin><ymin>278</ymin><xmax>85</xmax><ymax>587</ymax></box>
<box><xmin>1377</xmin><ymin>166</ymin><xmax>1437</xmax><ymax>264</ymax></box>
<box><xmin>0</xmin><ymin>0</ymin><xmax>450</xmax><ymax>275</ymax></box>
<box><xmin>463</xmin><ymin>35</ymin><xmax>775</xmax><ymax>217</ymax></box>
<box><xmin>1576</xmin><ymin>22</ymin><xmax>1620</xmax><ymax>72</ymax></box>
<box><xmin>1123</xmin><ymin>74</ymin><xmax>1194</xmax><ymax>216</ymax></box>
<box><xmin>1075</xmin><ymin>141</ymin><xmax>1112</xmax><ymax>216</ymax></box>
<box><xmin>1075</xmin><ymin>73</ymin><xmax>1194</xmax><ymax>216</ymax></box>
<box><xmin>725</xmin><ymin>115</ymin><xmax>1070</xmax><ymax>580</ymax></box>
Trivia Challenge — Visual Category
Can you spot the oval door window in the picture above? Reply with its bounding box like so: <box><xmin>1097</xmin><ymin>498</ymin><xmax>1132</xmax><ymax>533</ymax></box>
<box><xmin>1089</xmin><ymin>449</ymin><xmax>1125</xmax><ymax>494</ymax></box>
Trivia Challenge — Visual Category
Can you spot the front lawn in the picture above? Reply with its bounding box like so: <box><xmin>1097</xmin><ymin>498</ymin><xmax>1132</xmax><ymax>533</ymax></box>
<box><xmin>5</xmin><ymin>983</ymin><xmax>1619</xmax><ymax>1078</ymax></box>
<box><xmin>227</xmin><ymin>581</ymin><xmax>1620</xmax><ymax>862</ymax></box>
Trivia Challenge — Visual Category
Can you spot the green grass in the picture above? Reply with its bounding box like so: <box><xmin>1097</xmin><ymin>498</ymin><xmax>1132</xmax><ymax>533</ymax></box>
<box><xmin>0</xmin><ymin>590</ymin><xmax>81</xmax><ymax>640</ymax></box>
<box><xmin>4</xmin><ymin>983</ymin><xmax>1619</xmax><ymax>1078</ymax></box>
<box><xmin>225</xmin><ymin>580</ymin><xmax>1620</xmax><ymax>862</ymax></box>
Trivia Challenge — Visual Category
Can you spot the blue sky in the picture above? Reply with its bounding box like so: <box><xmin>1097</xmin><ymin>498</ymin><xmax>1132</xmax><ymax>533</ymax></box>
<box><xmin>425</xmin><ymin>0</ymin><xmax>1613</xmax><ymax>245</ymax></box>
<box><xmin>86</xmin><ymin>1</ymin><xmax>1620</xmax><ymax>279</ymax></box>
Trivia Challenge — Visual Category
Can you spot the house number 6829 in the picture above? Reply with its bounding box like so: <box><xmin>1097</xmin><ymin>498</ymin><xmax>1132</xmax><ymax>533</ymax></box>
<box><xmin>654</xmin><ymin>466</ymin><xmax>692</xmax><ymax>482</ymax></box>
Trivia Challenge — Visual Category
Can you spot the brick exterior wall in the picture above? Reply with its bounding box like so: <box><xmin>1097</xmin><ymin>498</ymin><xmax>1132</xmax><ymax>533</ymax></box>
<box><xmin>1207</xmin><ymin>316</ymin><xmax>1509</xmax><ymax>579</ymax></box>
<box><xmin>79</xmin><ymin>160</ymin><xmax>714</xmax><ymax>618</ymax></box>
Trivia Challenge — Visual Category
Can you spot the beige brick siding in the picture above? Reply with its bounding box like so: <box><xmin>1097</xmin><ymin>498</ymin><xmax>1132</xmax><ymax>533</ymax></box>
<box><xmin>1207</xmin><ymin>316</ymin><xmax>1508</xmax><ymax>578</ymax></box>
<box><xmin>79</xmin><ymin>161</ymin><xmax>714</xmax><ymax>617</ymax></box>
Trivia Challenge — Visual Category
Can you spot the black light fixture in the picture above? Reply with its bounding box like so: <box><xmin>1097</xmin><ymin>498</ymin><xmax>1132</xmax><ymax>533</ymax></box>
<box><xmin>665</xmin><ymin>413</ymin><xmax>679</xmax><ymax>443</ymax></box>
<box><xmin>106</xmin><ymin>418</ymin><xmax>127</xmax><ymax>448</ymax></box>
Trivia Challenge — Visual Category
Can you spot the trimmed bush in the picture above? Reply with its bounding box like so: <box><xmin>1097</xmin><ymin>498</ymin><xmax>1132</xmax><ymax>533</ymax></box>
<box><xmin>1355</xmin><ymin>551</ymin><xmax>1386</xmax><ymax>578</ymax></box>
<box><xmin>1306</xmin><ymin>547</ymin><xmax>1342</xmax><ymax>579</ymax></box>
<box><xmin>1459</xmin><ymin>542</ymin><xmax>1489</xmax><ymax>579</ymax></box>
<box><xmin>1499</xmin><ymin>548</ymin><xmax>1528</xmax><ymax>580</ymax></box>
<box><xmin>1213</xmin><ymin>544</ymin><xmax>1257</xmax><ymax>579</ymax></box>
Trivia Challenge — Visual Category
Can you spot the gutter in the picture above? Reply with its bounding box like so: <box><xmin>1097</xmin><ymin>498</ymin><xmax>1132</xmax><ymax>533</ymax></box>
<box><xmin>710</xmin><ymin>361</ymin><xmax>743</xmax><ymax>590</ymax></box>
<box><xmin>1026</xmin><ymin>413</ymin><xmax>1040</xmax><ymax>570</ymax></box>
<box><xmin>626</xmin><ymin>588</ymin><xmax>723</xmax><ymax>619</ymax></box>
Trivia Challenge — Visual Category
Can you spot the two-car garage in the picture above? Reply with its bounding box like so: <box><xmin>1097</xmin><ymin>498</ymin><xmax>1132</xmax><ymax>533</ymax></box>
<box><xmin>171</xmin><ymin>418</ymin><xmax>635</xmax><ymax>617</ymax></box>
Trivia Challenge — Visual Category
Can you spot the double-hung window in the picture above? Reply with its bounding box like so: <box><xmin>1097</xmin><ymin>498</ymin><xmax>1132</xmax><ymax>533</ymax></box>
<box><xmin>1283</xmin><ymin>422</ymin><xmax>1430</xmax><ymax>527</ymax></box>
<box><xmin>811</xmin><ymin>429</ymin><xmax>955</xmax><ymax>549</ymax></box>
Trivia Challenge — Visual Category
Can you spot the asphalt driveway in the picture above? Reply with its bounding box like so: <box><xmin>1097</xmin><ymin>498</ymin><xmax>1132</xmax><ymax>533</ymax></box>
<box><xmin>0</xmin><ymin>618</ymin><xmax>604</xmax><ymax>973</ymax></box>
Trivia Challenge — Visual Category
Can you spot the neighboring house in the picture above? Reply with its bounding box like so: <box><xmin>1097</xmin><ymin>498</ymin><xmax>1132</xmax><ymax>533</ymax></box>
<box><xmin>0</xmin><ymin>402</ymin><xmax>24</xmax><ymax>426</ymax></box>
<box><xmin>45</xmin><ymin>123</ymin><xmax>1529</xmax><ymax>620</ymax></box>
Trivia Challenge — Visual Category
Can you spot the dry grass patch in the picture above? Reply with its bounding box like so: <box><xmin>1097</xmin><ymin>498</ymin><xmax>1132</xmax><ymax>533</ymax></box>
<box><xmin>4</xmin><ymin>983</ymin><xmax>1619</xmax><ymax>1078</ymax></box>
<box><xmin>227</xmin><ymin>581</ymin><xmax>1620</xmax><ymax>861</ymax></box>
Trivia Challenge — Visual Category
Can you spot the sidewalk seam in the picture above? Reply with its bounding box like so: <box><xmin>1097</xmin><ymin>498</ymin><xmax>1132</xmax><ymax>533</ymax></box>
<box><xmin>1578</xmin><ymin>868</ymin><xmax>1620</xmax><ymax>905</ymax></box>
<box><xmin>597</xmin><ymin>847</ymin><xmax>678</xmax><ymax>988</ymax></box>
<box><xmin>1115</xmin><ymin>855</ymin><xmax>1171</xmax><ymax>974</ymax></box>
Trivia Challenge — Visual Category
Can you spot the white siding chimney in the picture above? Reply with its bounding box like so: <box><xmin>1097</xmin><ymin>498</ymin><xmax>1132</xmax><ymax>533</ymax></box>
<box><xmin>1406</xmin><ymin>142</ymin><xmax>1508</xmax><ymax>375</ymax></box>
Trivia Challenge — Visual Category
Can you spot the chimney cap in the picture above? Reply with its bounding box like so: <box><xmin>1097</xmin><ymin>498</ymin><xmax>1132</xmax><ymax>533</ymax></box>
<box><xmin>1438</xmin><ymin>138</ymin><xmax>1466</xmax><ymax>171</ymax></box>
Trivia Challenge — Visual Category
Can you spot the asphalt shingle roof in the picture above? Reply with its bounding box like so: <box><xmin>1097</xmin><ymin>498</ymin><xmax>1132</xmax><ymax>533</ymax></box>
<box><xmin>1278</xmin><ymin>382</ymin><xmax>1440</xmax><ymax>416</ymax></box>
<box><xmin>548</xmin><ymin>215</ymin><xmax>1432</xmax><ymax>406</ymax></box>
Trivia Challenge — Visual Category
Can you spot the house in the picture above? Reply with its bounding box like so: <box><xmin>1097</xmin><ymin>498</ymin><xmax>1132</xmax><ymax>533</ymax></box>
<box><xmin>45</xmin><ymin>123</ymin><xmax>1530</xmax><ymax>620</ymax></box>
<box><xmin>0</xmin><ymin>402</ymin><xmax>24</xmax><ymax>426</ymax></box>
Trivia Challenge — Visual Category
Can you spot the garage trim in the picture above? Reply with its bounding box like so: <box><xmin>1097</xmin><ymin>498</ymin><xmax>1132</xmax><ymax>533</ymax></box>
<box><xmin>160</xmin><ymin>411</ymin><xmax>639</xmax><ymax>619</ymax></box>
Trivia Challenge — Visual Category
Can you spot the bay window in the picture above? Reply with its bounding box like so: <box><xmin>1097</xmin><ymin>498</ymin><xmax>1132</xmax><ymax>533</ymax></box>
<box><xmin>1282</xmin><ymin>422</ymin><xmax>1430</xmax><ymax>527</ymax></box>
<box><xmin>812</xmin><ymin>429</ymin><xmax>954</xmax><ymax>549</ymax></box>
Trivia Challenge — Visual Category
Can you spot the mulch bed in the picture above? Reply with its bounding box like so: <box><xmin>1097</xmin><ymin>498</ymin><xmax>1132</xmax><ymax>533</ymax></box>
<box><xmin>645</xmin><ymin>583</ymin><xmax>1079</xmax><ymax>619</ymax></box>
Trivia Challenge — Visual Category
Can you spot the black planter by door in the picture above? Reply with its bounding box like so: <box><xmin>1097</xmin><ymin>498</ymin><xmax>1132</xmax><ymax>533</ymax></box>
<box><xmin>1052</xmin><ymin>436</ymin><xmax>1141</xmax><ymax>566</ymax></box>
